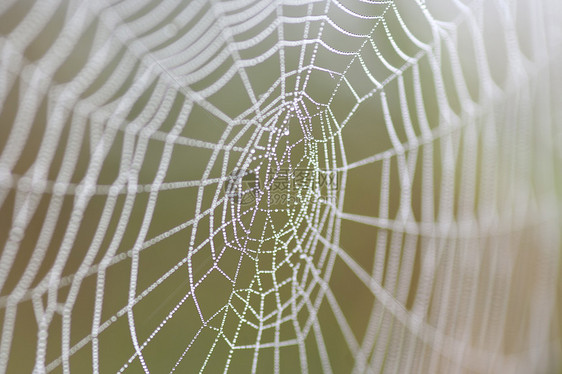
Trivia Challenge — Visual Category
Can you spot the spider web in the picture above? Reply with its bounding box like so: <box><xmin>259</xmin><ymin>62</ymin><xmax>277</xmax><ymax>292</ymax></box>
<box><xmin>0</xmin><ymin>0</ymin><xmax>560</xmax><ymax>373</ymax></box>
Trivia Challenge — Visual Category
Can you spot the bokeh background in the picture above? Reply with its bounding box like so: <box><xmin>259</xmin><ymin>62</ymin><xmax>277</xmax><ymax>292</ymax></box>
<box><xmin>0</xmin><ymin>0</ymin><xmax>561</xmax><ymax>373</ymax></box>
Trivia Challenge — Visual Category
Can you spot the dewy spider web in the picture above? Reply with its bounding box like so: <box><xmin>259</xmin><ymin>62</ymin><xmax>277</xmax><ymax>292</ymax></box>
<box><xmin>0</xmin><ymin>0</ymin><xmax>560</xmax><ymax>373</ymax></box>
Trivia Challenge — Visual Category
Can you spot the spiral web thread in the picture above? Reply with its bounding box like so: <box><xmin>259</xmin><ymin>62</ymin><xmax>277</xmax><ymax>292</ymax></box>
<box><xmin>0</xmin><ymin>0</ymin><xmax>560</xmax><ymax>373</ymax></box>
